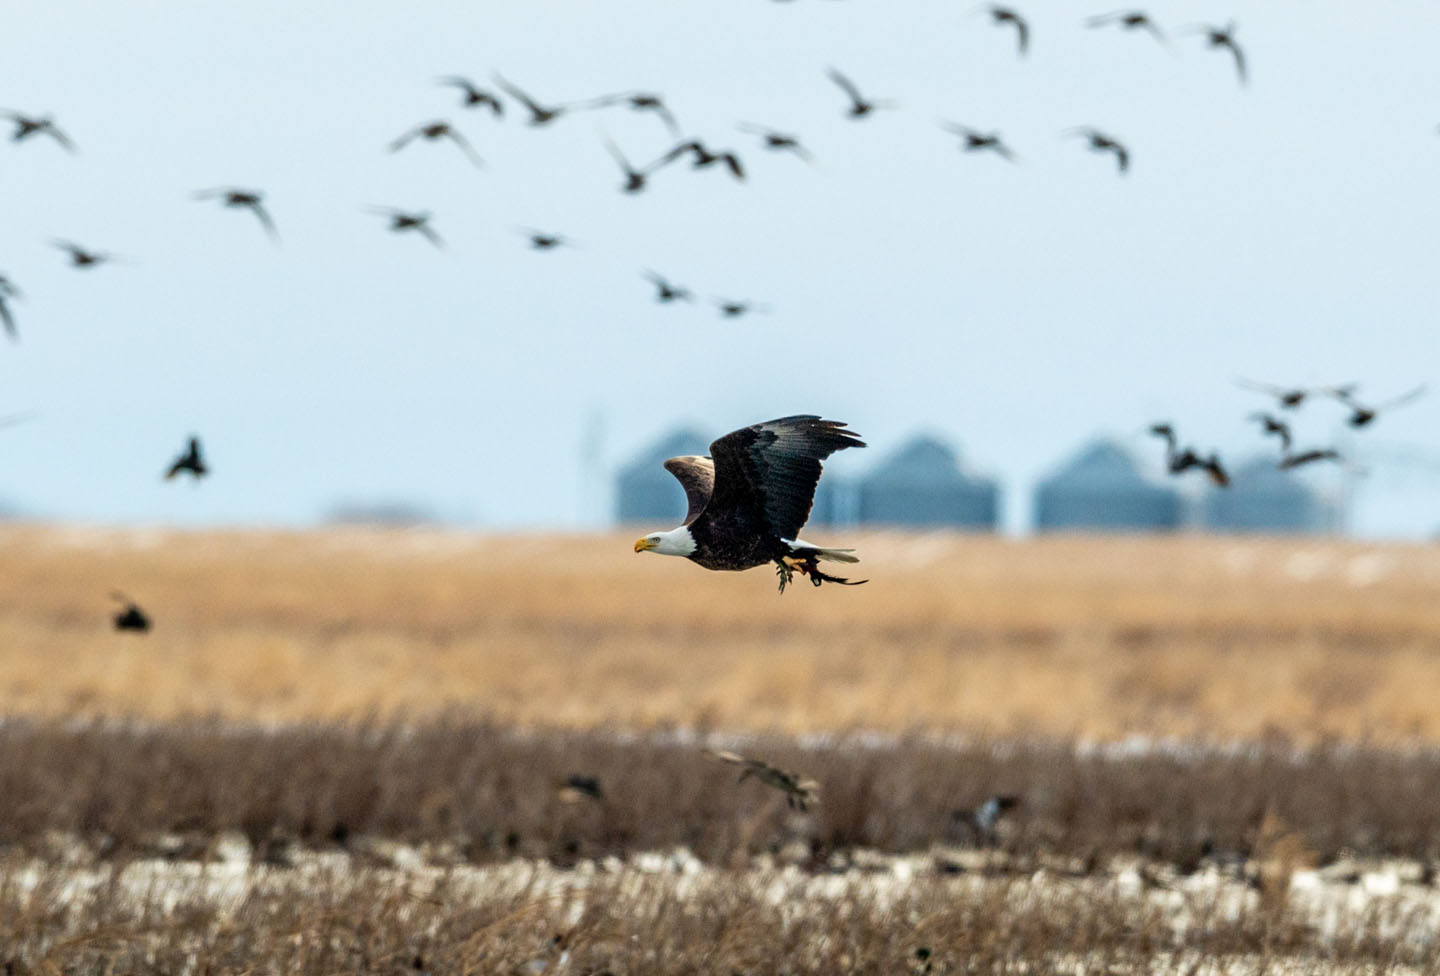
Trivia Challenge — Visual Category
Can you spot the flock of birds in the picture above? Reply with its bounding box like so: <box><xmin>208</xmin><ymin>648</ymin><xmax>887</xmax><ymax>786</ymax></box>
<box><xmin>0</xmin><ymin>5</ymin><xmax>1265</xmax><ymax>342</ymax></box>
<box><xmin>1150</xmin><ymin>379</ymin><xmax>1426</xmax><ymax>487</ymax></box>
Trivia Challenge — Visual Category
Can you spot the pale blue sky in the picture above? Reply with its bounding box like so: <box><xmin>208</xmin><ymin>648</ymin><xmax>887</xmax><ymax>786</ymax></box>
<box><xmin>1</xmin><ymin>0</ymin><xmax>1438</xmax><ymax>535</ymax></box>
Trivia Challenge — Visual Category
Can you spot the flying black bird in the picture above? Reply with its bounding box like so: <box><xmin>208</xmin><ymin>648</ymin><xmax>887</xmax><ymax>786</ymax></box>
<box><xmin>1182</xmin><ymin>21</ymin><xmax>1246</xmax><ymax>85</ymax></box>
<box><xmin>165</xmin><ymin>435</ymin><xmax>208</xmax><ymax>481</ymax></box>
<box><xmin>714</xmin><ymin>298</ymin><xmax>769</xmax><ymax>319</ymax></box>
<box><xmin>642</xmin><ymin>270</ymin><xmax>693</xmax><ymax>303</ymax></box>
<box><xmin>193</xmin><ymin>187</ymin><xmax>279</xmax><ymax>241</ymax></box>
<box><xmin>583</xmin><ymin>91</ymin><xmax>680</xmax><ymax>135</ymax></box>
<box><xmin>1278</xmin><ymin>448</ymin><xmax>1344</xmax><ymax>470</ymax></box>
<box><xmin>1150</xmin><ymin>424</ymin><xmax>1228</xmax><ymax>486</ymax></box>
<box><xmin>388</xmin><ymin>121</ymin><xmax>484</xmax><ymax>168</ymax></box>
<box><xmin>111</xmin><ymin>592</ymin><xmax>151</xmax><ymax>633</ymax></box>
<box><xmin>980</xmin><ymin>5</ymin><xmax>1030</xmax><ymax>56</ymax></box>
<box><xmin>1248</xmin><ymin>413</ymin><xmax>1293</xmax><ymax>454</ymax></box>
<box><xmin>520</xmin><ymin>229</ymin><xmax>571</xmax><ymax>250</ymax></box>
<box><xmin>737</xmin><ymin>123</ymin><xmax>813</xmax><ymax>163</ymax></box>
<box><xmin>369</xmin><ymin>207</ymin><xmax>445</xmax><ymax>249</ymax></box>
<box><xmin>53</xmin><ymin>240</ymin><xmax>117</xmax><ymax>269</ymax></box>
<box><xmin>604</xmin><ymin>138</ymin><xmax>651</xmax><ymax>193</ymax></box>
<box><xmin>437</xmin><ymin>76</ymin><xmax>503</xmax><ymax>116</ymax></box>
<box><xmin>1235</xmin><ymin>378</ymin><xmax>1357</xmax><ymax>410</ymax></box>
<box><xmin>0</xmin><ymin>276</ymin><xmax>19</xmax><ymax>342</ymax></box>
<box><xmin>1085</xmin><ymin>10</ymin><xmax>1167</xmax><ymax>43</ymax></box>
<box><xmin>654</xmin><ymin>139</ymin><xmax>745</xmax><ymax>181</ymax></box>
<box><xmin>636</xmin><ymin>416</ymin><xmax>864</xmax><ymax>591</ymax></box>
<box><xmin>827</xmin><ymin>68</ymin><xmax>894</xmax><ymax>119</ymax></box>
<box><xmin>2</xmin><ymin>110</ymin><xmax>76</xmax><ymax>152</ymax></box>
<box><xmin>941</xmin><ymin>123</ymin><xmax>1017</xmax><ymax>162</ymax></box>
<box><xmin>705</xmin><ymin>749</ymin><xmax>820</xmax><ymax>810</ymax></box>
<box><xmin>1064</xmin><ymin>127</ymin><xmax>1128</xmax><ymax>173</ymax></box>
<box><xmin>1335</xmin><ymin>385</ymin><xmax>1426</xmax><ymax>428</ymax></box>
<box><xmin>492</xmin><ymin>74</ymin><xmax>570</xmax><ymax>126</ymax></box>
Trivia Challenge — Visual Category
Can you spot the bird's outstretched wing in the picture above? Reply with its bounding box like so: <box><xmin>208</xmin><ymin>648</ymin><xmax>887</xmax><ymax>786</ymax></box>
<box><xmin>826</xmin><ymin>68</ymin><xmax>863</xmax><ymax>105</ymax></box>
<box><xmin>663</xmin><ymin>455</ymin><xmax>715</xmax><ymax>526</ymax></box>
<box><xmin>706</xmin><ymin>415</ymin><xmax>864</xmax><ymax>542</ymax></box>
<box><xmin>247</xmin><ymin>200</ymin><xmax>280</xmax><ymax>241</ymax></box>
<box><xmin>0</xmin><ymin>296</ymin><xmax>15</xmax><ymax>341</ymax></box>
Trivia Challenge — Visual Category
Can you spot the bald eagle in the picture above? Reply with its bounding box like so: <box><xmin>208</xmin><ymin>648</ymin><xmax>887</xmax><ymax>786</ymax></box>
<box><xmin>633</xmin><ymin>415</ymin><xmax>866</xmax><ymax>591</ymax></box>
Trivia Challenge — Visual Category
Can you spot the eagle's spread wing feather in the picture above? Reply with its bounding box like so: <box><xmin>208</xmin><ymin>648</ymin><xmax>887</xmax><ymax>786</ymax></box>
<box><xmin>663</xmin><ymin>455</ymin><xmax>715</xmax><ymax>526</ymax></box>
<box><xmin>706</xmin><ymin>415</ymin><xmax>864</xmax><ymax>542</ymax></box>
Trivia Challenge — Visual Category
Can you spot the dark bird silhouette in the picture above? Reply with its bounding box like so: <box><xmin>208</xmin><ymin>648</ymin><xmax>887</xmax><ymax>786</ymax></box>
<box><xmin>737</xmin><ymin>123</ymin><xmax>813</xmax><ymax>163</ymax></box>
<box><xmin>1236</xmin><ymin>378</ymin><xmax>1357</xmax><ymax>410</ymax></box>
<box><xmin>941</xmin><ymin>123</ymin><xmax>1017</xmax><ymax>162</ymax></box>
<box><xmin>193</xmin><ymin>187</ymin><xmax>279</xmax><ymax>242</ymax></box>
<box><xmin>437</xmin><ymin>76</ymin><xmax>503</xmax><ymax>116</ymax></box>
<box><xmin>388</xmin><ymin>121</ymin><xmax>484</xmax><ymax>168</ymax></box>
<box><xmin>950</xmin><ymin>794</ymin><xmax>1020</xmax><ymax>845</ymax></box>
<box><xmin>715</xmin><ymin>298</ymin><xmax>768</xmax><ymax>319</ymax></box>
<box><xmin>583</xmin><ymin>91</ymin><xmax>680</xmax><ymax>136</ymax></box>
<box><xmin>492</xmin><ymin>74</ymin><xmax>570</xmax><ymax>126</ymax></box>
<box><xmin>827</xmin><ymin>68</ymin><xmax>895</xmax><ymax>119</ymax></box>
<box><xmin>1248</xmin><ymin>412</ymin><xmax>1293</xmax><ymax>454</ymax></box>
<box><xmin>557</xmin><ymin>774</ymin><xmax>604</xmax><ymax>803</ymax></box>
<box><xmin>642</xmin><ymin>270</ymin><xmax>693</xmax><ymax>303</ymax></box>
<box><xmin>1064</xmin><ymin>127</ymin><xmax>1128</xmax><ymax>173</ymax></box>
<box><xmin>369</xmin><ymin>207</ymin><xmax>445</xmax><ymax>249</ymax></box>
<box><xmin>654</xmin><ymin>139</ymin><xmax>745</xmax><ymax>181</ymax></box>
<box><xmin>521</xmin><ymin>229</ymin><xmax>571</xmax><ymax>250</ymax></box>
<box><xmin>0</xmin><ymin>275</ymin><xmax>19</xmax><ymax>342</ymax></box>
<box><xmin>1278</xmin><ymin>448</ymin><xmax>1343</xmax><ymax>470</ymax></box>
<box><xmin>980</xmin><ymin>5</ymin><xmax>1030</xmax><ymax>56</ymax></box>
<box><xmin>165</xmin><ymin>435</ymin><xmax>208</xmax><ymax>481</ymax></box>
<box><xmin>111</xmin><ymin>592</ymin><xmax>151</xmax><ymax>633</ymax></box>
<box><xmin>1150</xmin><ymin>423</ymin><xmax>1228</xmax><ymax>486</ymax></box>
<box><xmin>705</xmin><ymin>748</ymin><xmax>819</xmax><ymax>811</ymax></box>
<box><xmin>1182</xmin><ymin>21</ymin><xmax>1246</xmax><ymax>85</ymax></box>
<box><xmin>1335</xmin><ymin>385</ymin><xmax>1426</xmax><ymax>428</ymax></box>
<box><xmin>1085</xmin><ymin>10</ymin><xmax>1167</xmax><ymax>44</ymax></box>
<box><xmin>53</xmin><ymin>240</ymin><xmax>117</xmax><ymax>269</ymax></box>
<box><xmin>604</xmin><ymin>138</ymin><xmax>651</xmax><ymax>193</ymax></box>
<box><xmin>2</xmin><ymin>110</ymin><xmax>76</xmax><ymax>152</ymax></box>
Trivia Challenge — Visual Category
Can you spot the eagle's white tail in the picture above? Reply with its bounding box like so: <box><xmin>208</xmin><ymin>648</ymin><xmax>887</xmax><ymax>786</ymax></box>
<box><xmin>787</xmin><ymin>539</ymin><xmax>860</xmax><ymax>563</ymax></box>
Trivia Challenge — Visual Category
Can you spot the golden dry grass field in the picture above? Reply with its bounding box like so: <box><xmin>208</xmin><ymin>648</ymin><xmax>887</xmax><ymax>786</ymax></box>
<box><xmin>3</xmin><ymin>524</ymin><xmax>1440</xmax><ymax>741</ymax></box>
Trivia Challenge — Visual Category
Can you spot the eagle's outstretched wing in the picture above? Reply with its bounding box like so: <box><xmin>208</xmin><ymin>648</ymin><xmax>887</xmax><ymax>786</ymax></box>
<box><xmin>663</xmin><ymin>455</ymin><xmax>715</xmax><ymax>526</ymax></box>
<box><xmin>705</xmin><ymin>415</ymin><xmax>864</xmax><ymax>542</ymax></box>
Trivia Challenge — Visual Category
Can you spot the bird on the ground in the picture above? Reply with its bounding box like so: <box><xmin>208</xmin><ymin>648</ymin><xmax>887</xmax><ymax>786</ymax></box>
<box><xmin>653</xmin><ymin>139</ymin><xmax>745</xmax><ymax>181</ymax></box>
<box><xmin>1150</xmin><ymin>424</ymin><xmax>1229</xmax><ymax>486</ymax></box>
<box><xmin>521</xmin><ymin>229</ymin><xmax>571</xmax><ymax>250</ymax></box>
<box><xmin>111</xmin><ymin>592</ymin><xmax>151</xmax><ymax>633</ymax></box>
<box><xmin>0</xmin><ymin>276</ymin><xmax>19</xmax><ymax>342</ymax></box>
<box><xmin>557</xmin><ymin>774</ymin><xmax>604</xmax><ymax>803</ymax></box>
<box><xmin>705</xmin><ymin>748</ymin><xmax>820</xmax><ymax>810</ymax></box>
<box><xmin>1335</xmin><ymin>385</ymin><xmax>1426</xmax><ymax>428</ymax></box>
<box><xmin>950</xmin><ymin>794</ymin><xmax>1020</xmax><ymax>844</ymax></box>
<box><xmin>642</xmin><ymin>270</ymin><xmax>693</xmax><ymax>303</ymax></box>
<box><xmin>437</xmin><ymin>76</ymin><xmax>503</xmax><ymax>116</ymax></box>
<box><xmin>369</xmin><ymin>207</ymin><xmax>445</xmax><ymax>249</ymax></box>
<box><xmin>737</xmin><ymin>123</ymin><xmax>813</xmax><ymax>162</ymax></box>
<box><xmin>604</xmin><ymin>138</ymin><xmax>651</xmax><ymax>193</ymax></box>
<box><xmin>164</xmin><ymin>435</ymin><xmax>207</xmax><ymax>481</ymax></box>
<box><xmin>492</xmin><ymin>74</ymin><xmax>570</xmax><ymax>126</ymax></box>
<box><xmin>193</xmin><ymin>187</ymin><xmax>279</xmax><ymax>242</ymax></box>
<box><xmin>582</xmin><ymin>91</ymin><xmax>679</xmax><ymax>135</ymax></box>
<box><xmin>1064</xmin><ymin>127</ymin><xmax>1128</xmax><ymax>173</ymax></box>
<box><xmin>827</xmin><ymin>68</ymin><xmax>894</xmax><ymax>119</ymax></box>
<box><xmin>635</xmin><ymin>415</ymin><xmax>866</xmax><ymax>591</ymax></box>
<box><xmin>388</xmin><ymin>120</ymin><xmax>484</xmax><ymax>168</ymax></box>
<box><xmin>2</xmin><ymin>110</ymin><xmax>76</xmax><ymax>152</ymax></box>
<box><xmin>1248</xmin><ymin>413</ymin><xmax>1293</xmax><ymax>454</ymax></box>
<box><xmin>941</xmin><ymin>123</ymin><xmax>1018</xmax><ymax>162</ymax></box>
<box><xmin>980</xmin><ymin>5</ymin><xmax>1030</xmax><ymax>56</ymax></box>
<box><xmin>1085</xmin><ymin>10</ymin><xmax>1166</xmax><ymax>44</ymax></box>
<box><xmin>53</xmin><ymin>240</ymin><xmax>117</xmax><ymax>269</ymax></box>
<box><xmin>1236</xmin><ymin>378</ymin><xmax>1357</xmax><ymax>410</ymax></box>
<box><xmin>1182</xmin><ymin>21</ymin><xmax>1246</xmax><ymax>85</ymax></box>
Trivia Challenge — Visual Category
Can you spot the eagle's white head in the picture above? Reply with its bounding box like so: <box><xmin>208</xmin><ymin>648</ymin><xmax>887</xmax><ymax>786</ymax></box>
<box><xmin>633</xmin><ymin>526</ymin><xmax>697</xmax><ymax>557</ymax></box>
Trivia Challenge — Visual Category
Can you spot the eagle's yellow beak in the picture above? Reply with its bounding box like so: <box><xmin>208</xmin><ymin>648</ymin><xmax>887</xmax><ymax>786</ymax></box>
<box><xmin>634</xmin><ymin>537</ymin><xmax>655</xmax><ymax>553</ymax></box>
